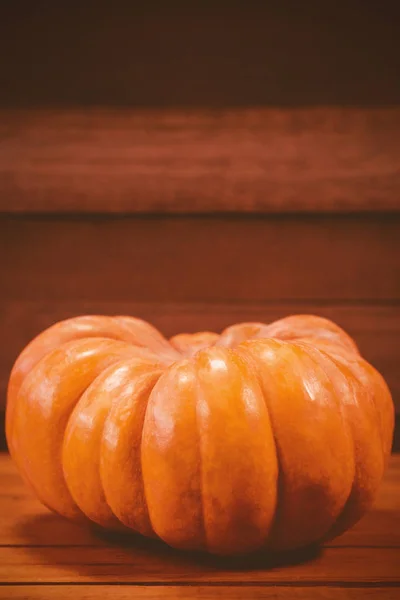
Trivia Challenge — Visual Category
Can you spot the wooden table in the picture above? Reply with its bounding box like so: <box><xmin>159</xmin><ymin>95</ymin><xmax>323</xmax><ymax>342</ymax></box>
<box><xmin>0</xmin><ymin>452</ymin><xmax>399</xmax><ymax>599</ymax></box>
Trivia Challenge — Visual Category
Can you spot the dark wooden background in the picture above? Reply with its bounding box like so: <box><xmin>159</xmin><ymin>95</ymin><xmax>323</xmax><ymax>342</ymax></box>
<box><xmin>1</xmin><ymin>2</ymin><xmax>400</xmax><ymax>107</ymax></box>
<box><xmin>1</xmin><ymin>3</ymin><xmax>400</xmax><ymax>449</ymax></box>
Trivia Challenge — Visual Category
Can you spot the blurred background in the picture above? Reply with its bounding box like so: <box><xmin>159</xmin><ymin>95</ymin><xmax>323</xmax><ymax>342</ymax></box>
<box><xmin>0</xmin><ymin>1</ymin><xmax>399</xmax><ymax>449</ymax></box>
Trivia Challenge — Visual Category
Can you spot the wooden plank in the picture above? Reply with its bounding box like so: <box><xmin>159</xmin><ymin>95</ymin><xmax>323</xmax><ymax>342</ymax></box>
<box><xmin>1</xmin><ymin>546</ymin><xmax>399</xmax><ymax>584</ymax></box>
<box><xmin>0</xmin><ymin>5</ymin><xmax>399</xmax><ymax>107</ymax></box>
<box><xmin>1</xmin><ymin>500</ymin><xmax>398</xmax><ymax>549</ymax></box>
<box><xmin>1</xmin><ymin>216</ymin><xmax>399</xmax><ymax>302</ymax></box>
<box><xmin>0</xmin><ymin>109</ymin><xmax>399</xmax><ymax>214</ymax></box>
<box><xmin>0</xmin><ymin>454</ymin><xmax>399</xmax><ymax>548</ymax></box>
<box><xmin>0</xmin><ymin>301</ymin><xmax>399</xmax><ymax>412</ymax></box>
<box><xmin>0</xmin><ymin>455</ymin><xmax>399</xmax><ymax>589</ymax></box>
<box><xmin>0</xmin><ymin>586</ymin><xmax>399</xmax><ymax>600</ymax></box>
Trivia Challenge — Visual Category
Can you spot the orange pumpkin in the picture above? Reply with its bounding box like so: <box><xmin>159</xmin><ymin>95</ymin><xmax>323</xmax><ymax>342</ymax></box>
<box><xmin>6</xmin><ymin>314</ymin><xmax>394</xmax><ymax>555</ymax></box>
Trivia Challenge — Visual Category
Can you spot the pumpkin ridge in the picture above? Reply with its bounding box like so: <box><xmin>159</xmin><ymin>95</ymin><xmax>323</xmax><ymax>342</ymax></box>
<box><xmin>193</xmin><ymin>346</ymin><xmax>278</xmax><ymax>554</ymax></box>
<box><xmin>234</xmin><ymin>342</ymin><xmax>281</xmax><ymax>548</ymax></box>
<box><xmin>62</xmin><ymin>357</ymin><xmax>162</xmax><ymax>529</ymax></box>
<box><xmin>141</xmin><ymin>358</ymin><xmax>206</xmax><ymax>549</ymax></box>
<box><xmin>312</xmin><ymin>347</ymin><xmax>363</xmax><ymax>543</ymax></box>
<box><xmin>330</xmin><ymin>353</ymin><xmax>387</xmax><ymax>459</ymax></box>
<box><xmin>291</xmin><ymin>341</ymin><xmax>357</xmax><ymax>542</ymax></box>
<box><xmin>8</xmin><ymin>337</ymin><xmax>147</xmax><ymax>520</ymax></box>
<box><xmin>323</xmin><ymin>352</ymin><xmax>386</xmax><ymax>539</ymax></box>
<box><xmin>7</xmin><ymin>336</ymin><xmax>122</xmax><ymax>472</ymax></box>
<box><xmin>137</xmin><ymin>370</ymin><xmax>164</xmax><ymax>537</ymax></box>
<box><xmin>7</xmin><ymin>314</ymin><xmax>172</xmax><ymax>424</ymax></box>
<box><xmin>98</xmin><ymin>365</ymin><xmax>162</xmax><ymax>535</ymax></box>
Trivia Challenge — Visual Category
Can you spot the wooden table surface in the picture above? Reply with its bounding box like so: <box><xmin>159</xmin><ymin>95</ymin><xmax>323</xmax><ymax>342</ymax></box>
<box><xmin>0</xmin><ymin>452</ymin><xmax>399</xmax><ymax>599</ymax></box>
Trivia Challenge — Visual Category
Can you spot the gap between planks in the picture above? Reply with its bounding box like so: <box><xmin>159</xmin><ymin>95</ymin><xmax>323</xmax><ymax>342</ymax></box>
<box><xmin>0</xmin><ymin>584</ymin><xmax>399</xmax><ymax>600</ymax></box>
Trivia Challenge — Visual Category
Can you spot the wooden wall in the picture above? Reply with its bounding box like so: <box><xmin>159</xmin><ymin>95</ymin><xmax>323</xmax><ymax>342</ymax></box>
<box><xmin>1</xmin><ymin>3</ymin><xmax>399</xmax><ymax>107</ymax></box>
<box><xmin>1</xmin><ymin>108</ymin><xmax>400</xmax><ymax>453</ymax></box>
<box><xmin>1</xmin><ymin>4</ymin><xmax>399</xmax><ymax>447</ymax></box>
<box><xmin>1</xmin><ymin>214</ymin><xmax>399</xmax><ymax>403</ymax></box>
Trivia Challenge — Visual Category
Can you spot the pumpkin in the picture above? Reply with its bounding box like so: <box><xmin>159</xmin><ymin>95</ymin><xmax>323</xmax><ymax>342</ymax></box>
<box><xmin>6</xmin><ymin>314</ymin><xmax>394</xmax><ymax>555</ymax></box>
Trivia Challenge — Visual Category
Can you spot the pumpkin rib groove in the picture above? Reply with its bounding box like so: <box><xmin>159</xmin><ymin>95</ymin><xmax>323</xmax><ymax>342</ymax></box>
<box><xmin>351</xmin><ymin>359</ymin><xmax>393</xmax><ymax>462</ymax></box>
<box><xmin>193</xmin><ymin>346</ymin><xmax>278</xmax><ymax>554</ymax></box>
<box><xmin>234</xmin><ymin>343</ymin><xmax>281</xmax><ymax>549</ymax></box>
<box><xmin>194</xmin><ymin>359</ymin><xmax>208</xmax><ymax>553</ymax></box>
<box><xmin>236</xmin><ymin>339</ymin><xmax>288</xmax><ymax>550</ymax></box>
<box><xmin>99</xmin><ymin>368</ymin><xmax>162</xmax><ymax>536</ymax></box>
<box><xmin>229</xmin><ymin>347</ymin><xmax>279</xmax><ymax>551</ymax></box>
<box><xmin>139</xmin><ymin>370</ymin><xmax>164</xmax><ymax>540</ymax></box>
<box><xmin>137</xmin><ymin>370</ymin><xmax>164</xmax><ymax>536</ymax></box>
<box><xmin>6</xmin><ymin>331</ymin><xmax>152</xmax><ymax>444</ymax></box>
<box><xmin>240</xmin><ymin>339</ymin><xmax>354</xmax><ymax>551</ymax></box>
<box><xmin>62</xmin><ymin>357</ymin><xmax>161</xmax><ymax>529</ymax></box>
<box><xmin>12</xmin><ymin>338</ymin><xmax>147</xmax><ymax>520</ymax></box>
<box><xmin>61</xmin><ymin>375</ymin><xmax>105</xmax><ymax>522</ymax></box>
<box><xmin>256</xmin><ymin>381</ymin><xmax>282</xmax><ymax>551</ymax></box>
<box><xmin>7</xmin><ymin>313</ymin><xmax>174</xmax><ymax>430</ymax></box>
<box><xmin>112</xmin><ymin>315</ymin><xmax>180</xmax><ymax>364</ymax></box>
<box><xmin>258</xmin><ymin>342</ymin><xmax>314</xmax><ymax>550</ymax></box>
<box><xmin>56</xmin><ymin>342</ymin><xmax>151</xmax><ymax>522</ymax></box>
<box><xmin>98</xmin><ymin>365</ymin><xmax>162</xmax><ymax>535</ymax></box>
<box><xmin>140</xmin><ymin>359</ymin><xmax>206</xmax><ymax>549</ymax></box>
<box><xmin>282</xmin><ymin>343</ymin><xmax>352</xmax><ymax>548</ymax></box>
<box><xmin>293</xmin><ymin>342</ymin><xmax>357</xmax><ymax>543</ymax></box>
<box><xmin>321</xmin><ymin>353</ymin><xmax>365</xmax><ymax>541</ymax></box>
<box><xmin>331</xmin><ymin>353</ymin><xmax>387</xmax><ymax>462</ymax></box>
<box><xmin>324</xmin><ymin>352</ymin><xmax>386</xmax><ymax>540</ymax></box>
<box><xmin>8</xmin><ymin>337</ymin><xmax>116</xmax><ymax>475</ymax></box>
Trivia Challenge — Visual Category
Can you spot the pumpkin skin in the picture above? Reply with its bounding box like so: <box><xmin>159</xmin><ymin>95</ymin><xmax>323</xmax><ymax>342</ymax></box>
<box><xmin>6</xmin><ymin>314</ymin><xmax>394</xmax><ymax>555</ymax></box>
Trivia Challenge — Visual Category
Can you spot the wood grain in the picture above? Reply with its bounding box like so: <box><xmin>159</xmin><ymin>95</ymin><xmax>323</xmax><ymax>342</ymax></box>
<box><xmin>1</xmin><ymin>545</ymin><xmax>399</xmax><ymax>584</ymax></box>
<box><xmin>0</xmin><ymin>109</ymin><xmax>399</xmax><ymax>214</ymax></box>
<box><xmin>0</xmin><ymin>487</ymin><xmax>398</xmax><ymax>548</ymax></box>
<box><xmin>0</xmin><ymin>4</ymin><xmax>399</xmax><ymax>107</ymax></box>
<box><xmin>2</xmin><ymin>453</ymin><xmax>398</xmax><ymax>548</ymax></box>
<box><xmin>0</xmin><ymin>454</ymin><xmax>399</xmax><ymax>590</ymax></box>
<box><xmin>1</xmin><ymin>216</ymin><xmax>399</xmax><ymax>302</ymax></box>
<box><xmin>0</xmin><ymin>587</ymin><xmax>398</xmax><ymax>600</ymax></box>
